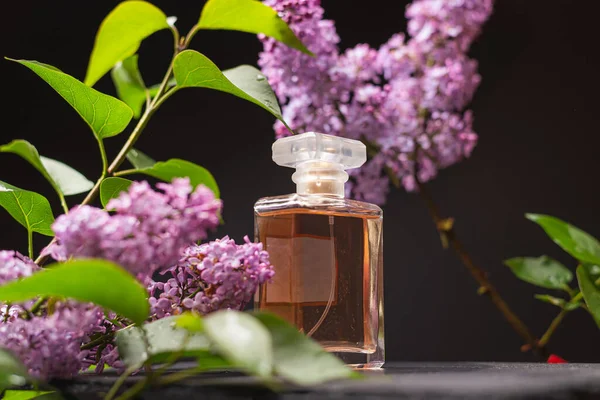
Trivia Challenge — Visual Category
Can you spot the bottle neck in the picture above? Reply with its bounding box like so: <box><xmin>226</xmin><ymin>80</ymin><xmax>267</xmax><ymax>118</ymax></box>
<box><xmin>292</xmin><ymin>161</ymin><xmax>348</xmax><ymax>197</ymax></box>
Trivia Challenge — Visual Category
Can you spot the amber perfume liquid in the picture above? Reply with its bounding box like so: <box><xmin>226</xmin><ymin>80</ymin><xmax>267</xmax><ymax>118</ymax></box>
<box><xmin>254</xmin><ymin>194</ymin><xmax>384</xmax><ymax>368</ymax></box>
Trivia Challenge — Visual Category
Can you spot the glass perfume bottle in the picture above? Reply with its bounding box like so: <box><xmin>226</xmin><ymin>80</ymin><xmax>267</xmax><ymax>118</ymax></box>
<box><xmin>254</xmin><ymin>132</ymin><xmax>384</xmax><ymax>369</ymax></box>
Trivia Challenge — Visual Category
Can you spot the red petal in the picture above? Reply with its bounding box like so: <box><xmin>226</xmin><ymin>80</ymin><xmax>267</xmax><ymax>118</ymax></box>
<box><xmin>547</xmin><ymin>354</ymin><xmax>568</xmax><ymax>364</ymax></box>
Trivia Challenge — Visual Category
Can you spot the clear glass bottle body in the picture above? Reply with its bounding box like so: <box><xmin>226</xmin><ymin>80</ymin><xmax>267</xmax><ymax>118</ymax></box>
<box><xmin>254</xmin><ymin>194</ymin><xmax>384</xmax><ymax>368</ymax></box>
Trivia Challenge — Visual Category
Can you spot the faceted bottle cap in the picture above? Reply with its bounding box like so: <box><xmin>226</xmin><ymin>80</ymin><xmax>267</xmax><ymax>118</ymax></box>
<box><xmin>272</xmin><ymin>132</ymin><xmax>366</xmax><ymax>197</ymax></box>
<box><xmin>272</xmin><ymin>132</ymin><xmax>366</xmax><ymax>169</ymax></box>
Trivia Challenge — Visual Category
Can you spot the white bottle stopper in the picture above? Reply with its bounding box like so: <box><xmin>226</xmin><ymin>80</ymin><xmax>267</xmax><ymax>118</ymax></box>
<box><xmin>272</xmin><ymin>132</ymin><xmax>367</xmax><ymax>196</ymax></box>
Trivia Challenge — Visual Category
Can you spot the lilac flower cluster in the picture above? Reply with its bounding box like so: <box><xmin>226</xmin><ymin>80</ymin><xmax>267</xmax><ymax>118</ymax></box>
<box><xmin>0</xmin><ymin>301</ymin><xmax>110</xmax><ymax>379</ymax></box>
<box><xmin>44</xmin><ymin>178</ymin><xmax>222</xmax><ymax>280</ymax></box>
<box><xmin>149</xmin><ymin>236</ymin><xmax>274</xmax><ymax>318</ymax></box>
<box><xmin>0</xmin><ymin>251</ymin><xmax>111</xmax><ymax>379</ymax></box>
<box><xmin>0</xmin><ymin>250</ymin><xmax>39</xmax><ymax>285</ymax></box>
<box><xmin>0</xmin><ymin>251</ymin><xmax>38</xmax><ymax>323</ymax></box>
<box><xmin>0</xmin><ymin>180</ymin><xmax>223</xmax><ymax>380</ymax></box>
<box><xmin>259</xmin><ymin>0</ymin><xmax>494</xmax><ymax>203</ymax></box>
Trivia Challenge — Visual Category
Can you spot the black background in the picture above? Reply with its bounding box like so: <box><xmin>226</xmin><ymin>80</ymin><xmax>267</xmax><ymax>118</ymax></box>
<box><xmin>0</xmin><ymin>1</ymin><xmax>599</xmax><ymax>362</ymax></box>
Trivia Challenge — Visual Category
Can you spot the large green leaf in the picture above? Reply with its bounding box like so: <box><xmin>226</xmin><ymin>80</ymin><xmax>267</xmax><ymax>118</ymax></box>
<box><xmin>527</xmin><ymin>214</ymin><xmax>600</xmax><ymax>265</ymax></box>
<box><xmin>253</xmin><ymin>312</ymin><xmax>358</xmax><ymax>385</ymax></box>
<box><xmin>576</xmin><ymin>265</ymin><xmax>600</xmax><ymax>328</ymax></box>
<box><xmin>0</xmin><ymin>140</ymin><xmax>93</xmax><ymax>196</ymax></box>
<box><xmin>39</xmin><ymin>158</ymin><xmax>94</xmax><ymax>196</ymax></box>
<box><xmin>111</xmin><ymin>55</ymin><xmax>147</xmax><ymax>119</ymax></box>
<box><xmin>223</xmin><ymin>65</ymin><xmax>282</xmax><ymax>118</ymax></box>
<box><xmin>0</xmin><ymin>349</ymin><xmax>29</xmax><ymax>392</ymax></box>
<box><xmin>8</xmin><ymin>59</ymin><xmax>133</xmax><ymax>140</ymax></box>
<box><xmin>173</xmin><ymin>51</ymin><xmax>288</xmax><ymax>129</ymax></box>
<box><xmin>126</xmin><ymin>148</ymin><xmax>156</xmax><ymax>169</ymax></box>
<box><xmin>203</xmin><ymin>310</ymin><xmax>273</xmax><ymax>378</ymax></box>
<box><xmin>116</xmin><ymin>316</ymin><xmax>211</xmax><ymax>368</ymax></box>
<box><xmin>85</xmin><ymin>1</ymin><xmax>170</xmax><ymax>87</ymax></box>
<box><xmin>118</xmin><ymin>158</ymin><xmax>219</xmax><ymax>198</ymax></box>
<box><xmin>198</xmin><ymin>0</ymin><xmax>310</xmax><ymax>54</ymax></box>
<box><xmin>0</xmin><ymin>181</ymin><xmax>54</xmax><ymax>237</ymax></box>
<box><xmin>504</xmin><ymin>256</ymin><xmax>573</xmax><ymax>290</ymax></box>
<box><xmin>100</xmin><ymin>177</ymin><xmax>133</xmax><ymax>208</ymax></box>
<box><xmin>0</xmin><ymin>259</ymin><xmax>149</xmax><ymax>325</ymax></box>
<box><xmin>2</xmin><ymin>391</ymin><xmax>61</xmax><ymax>400</ymax></box>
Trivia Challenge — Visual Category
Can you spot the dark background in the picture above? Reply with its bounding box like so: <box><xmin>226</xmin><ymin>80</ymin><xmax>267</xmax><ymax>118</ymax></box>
<box><xmin>0</xmin><ymin>1</ymin><xmax>598</xmax><ymax>362</ymax></box>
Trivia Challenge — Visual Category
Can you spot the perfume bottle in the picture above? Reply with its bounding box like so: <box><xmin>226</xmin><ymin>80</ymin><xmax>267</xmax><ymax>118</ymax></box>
<box><xmin>254</xmin><ymin>132</ymin><xmax>384</xmax><ymax>369</ymax></box>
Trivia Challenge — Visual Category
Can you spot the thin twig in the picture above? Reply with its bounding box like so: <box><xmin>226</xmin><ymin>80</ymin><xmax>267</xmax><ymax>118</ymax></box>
<box><xmin>156</xmin><ymin>367</ymin><xmax>202</xmax><ymax>386</ymax></box>
<box><xmin>27</xmin><ymin>229</ymin><xmax>33</xmax><ymax>259</ymax></box>
<box><xmin>3</xmin><ymin>303</ymin><xmax>11</xmax><ymax>322</ymax></box>
<box><xmin>537</xmin><ymin>275</ymin><xmax>600</xmax><ymax>348</ymax></box>
<box><xmin>81</xmin><ymin>332</ymin><xmax>115</xmax><ymax>351</ymax></box>
<box><xmin>538</xmin><ymin>309</ymin><xmax>568</xmax><ymax>348</ymax></box>
<box><xmin>112</xmin><ymin>169</ymin><xmax>138</xmax><ymax>177</ymax></box>
<box><xmin>29</xmin><ymin>296</ymin><xmax>47</xmax><ymax>315</ymax></box>
<box><xmin>104</xmin><ymin>366</ymin><xmax>137</xmax><ymax>400</ymax></box>
<box><xmin>113</xmin><ymin>378</ymin><xmax>149</xmax><ymax>400</ymax></box>
<box><xmin>57</xmin><ymin>192</ymin><xmax>69</xmax><ymax>214</ymax></box>
<box><xmin>414</xmin><ymin>176</ymin><xmax>545</xmax><ymax>357</ymax></box>
<box><xmin>106</xmin><ymin>108</ymin><xmax>155</xmax><ymax>175</ymax></box>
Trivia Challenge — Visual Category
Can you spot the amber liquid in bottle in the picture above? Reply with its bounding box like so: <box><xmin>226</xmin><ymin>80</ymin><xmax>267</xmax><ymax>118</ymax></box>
<box><xmin>255</xmin><ymin>194</ymin><xmax>384</xmax><ymax>368</ymax></box>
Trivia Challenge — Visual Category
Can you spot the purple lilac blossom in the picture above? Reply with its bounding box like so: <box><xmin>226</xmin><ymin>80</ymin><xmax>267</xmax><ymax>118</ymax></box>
<box><xmin>148</xmin><ymin>236</ymin><xmax>274</xmax><ymax>318</ymax></box>
<box><xmin>0</xmin><ymin>250</ymin><xmax>39</xmax><ymax>285</ymax></box>
<box><xmin>259</xmin><ymin>0</ymin><xmax>494</xmax><ymax>203</ymax></box>
<box><xmin>0</xmin><ymin>251</ymin><xmax>39</xmax><ymax>323</ymax></box>
<box><xmin>43</xmin><ymin>178</ymin><xmax>222</xmax><ymax>281</ymax></box>
<box><xmin>1</xmin><ymin>253</ymin><xmax>129</xmax><ymax>378</ymax></box>
<box><xmin>1</xmin><ymin>179</ymin><xmax>221</xmax><ymax>379</ymax></box>
<box><xmin>259</xmin><ymin>0</ymin><xmax>341</xmax><ymax>102</ymax></box>
<box><xmin>0</xmin><ymin>301</ymin><xmax>105</xmax><ymax>380</ymax></box>
<box><xmin>406</xmin><ymin>0</ymin><xmax>494</xmax><ymax>52</ymax></box>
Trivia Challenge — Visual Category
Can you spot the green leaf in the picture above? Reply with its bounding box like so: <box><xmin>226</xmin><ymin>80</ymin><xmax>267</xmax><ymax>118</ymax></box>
<box><xmin>223</xmin><ymin>65</ymin><xmax>283</xmax><ymax>119</ymax></box>
<box><xmin>2</xmin><ymin>391</ymin><xmax>61</xmax><ymax>400</ymax></box>
<box><xmin>0</xmin><ymin>140</ymin><xmax>93</xmax><ymax>196</ymax></box>
<box><xmin>198</xmin><ymin>0</ymin><xmax>310</xmax><ymax>55</ymax></box>
<box><xmin>203</xmin><ymin>310</ymin><xmax>273</xmax><ymax>378</ymax></box>
<box><xmin>0</xmin><ymin>259</ymin><xmax>149</xmax><ymax>325</ymax></box>
<box><xmin>111</xmin><ymin>55</ymin><xmax>147</xmax><ymax>119</ymax></box>
<box><xmin>39</xmin><ymin>157</ymin><xmax>94</xmax><ymax>196</ymax></box>
<box><xmin>173</xmin><ymin>313</ymin><xmax>231</xmax><ymax>372</ymax></box>
<box><xmin>173</xmin><ymin>51</ymin><xmax>288</xmax><ymax>129</ymax></box>
<box><xmin>577</xmin><ymin>265</ymin><xmax>600</xmax><ymax>328</ymax></box>
<box><xmin>527</xmin><ymin>214</ymin><xmax>600</xmax><ymax>265</ymax></box>
<box><xmin>8</xmin><ymin>59</ymin><xmax>133</xmax><ymax>140</ymax></box>
<box><xmin>126</xmin><ymin>148</ymin><xmax>156</xmax><ymax>170</ymax></box>
<box><xmin>175</xmin><ymin>312</ymin><xmax>205</xmax><ymax>333</ymax></box>
<box><xmin>0</xmin><ymin>349</ymin><xmax>29</xmax><ymax>392</ymax></box>
<box><xmin>85</xmin><ymin>1</ymin><xmax>170</xmax><ymax>86</ymax></box>
<box><xmin>253</xmin><ymin>312</ymin><xmax>358</xmax><ymax>385</ymax></box>
<box><xmin>504</xmin><ymin>256</ymin><xmax>573</xmax><ymax>289</ymax></box>
<box><xmin>116</xmin><ymin>316</ymin><xmax>211</xmax><ymax>368</ymax></box>
<box><xmin>100</xmin><ymin>177</ymin><xmax>133</xmax><ymax>208</ymax></box>
<box><xmin>534</xmin><ymin>294</ymin><xmax>580</xmax><ymax>311</ymax></box>
<box><xmin>0</xmin><ymin>181</ymin><xmax>54</xmax><ymax>237</ymax></box>
<box><xmin>119</xmin><ymin>158</ymin><xmax>219</xmax><ymax>198</ymax></box>
<box><xmin>195</xmin><ymin>354</ymin><xmax>231</xmax><ymax>372</ymax></box>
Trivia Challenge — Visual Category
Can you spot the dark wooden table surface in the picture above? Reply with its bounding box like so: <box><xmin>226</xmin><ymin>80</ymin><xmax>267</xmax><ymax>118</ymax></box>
<box><xmin>56</xmin><ymin>362</ymin><xmax>600</xmax><ymax>399</ymax></box>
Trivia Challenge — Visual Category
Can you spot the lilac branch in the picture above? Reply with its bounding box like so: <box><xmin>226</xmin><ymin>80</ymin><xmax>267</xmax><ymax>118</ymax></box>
<box><xmin>414</xmin><ymin>175</ymin><xmax>545</xmax><ymax>357</ymax></box>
